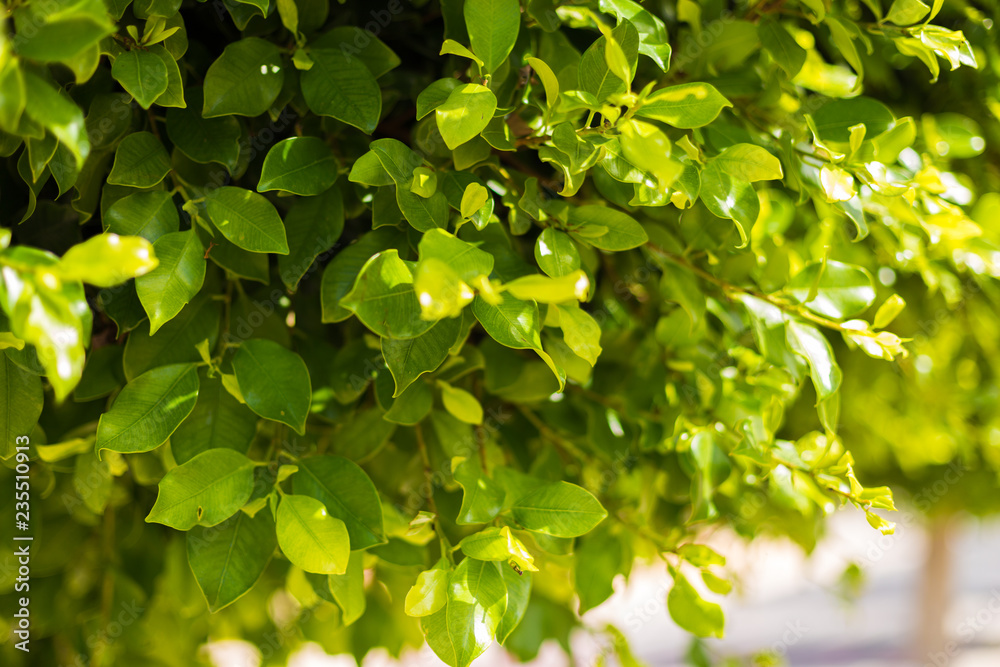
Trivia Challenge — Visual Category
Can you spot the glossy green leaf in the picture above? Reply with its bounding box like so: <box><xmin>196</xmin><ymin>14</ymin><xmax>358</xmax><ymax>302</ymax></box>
<box><xmin>103</xmin><ymin>191</ymin><xmax>180</xmax><ymax>242</ymax></box>
<box><xmin>406</xmin><ymin>567</ymin><xmax>449</xmax><ymax>617</ymax></box>
<box><xmin>636</xmin><ymin>83</ymin><xmax>731</xmax><ymax>129</ymax></box>
<box><xmin>107</xmin><ymin>131</ymin><xmax>171</xmax><ymax>187</ymax></box>
<box><xmin>453</xmin><ymin>457</ymin><xmax>505</xmax><ymax>524</ymax></box>
<box><xmin>232</xmin><ymin>338</ymin><xmax>311</xmax><ymax>434</ymax></box>
<box><xmin>135</xmin><ymin>230</ymin><xmax>206</xmax><ymax>334</ymax></box>
<box><xmin>203</xmin><ymin>37</ymin><xmax>284</xmax><ymax>117</ymax></box>
<box><xmin>786</xmin><ymin>320</ymin><xmax>842</xmax><ymax>400</ymax></box>
<box><xmin>381</xmin><ymin>316</ymin><xmax>463</xmax><ymax>396</ymax></box>
<box><xmin>464</xmin><ymin>0</ymin><xmax>521</xmax><ymax>73</ymax></box>
<box><xmin>279</xmin><ymin>186</ymin><xmax>344</xmax><ymax>291</ymax></box>
<box><xmin>0</xmin><ymin>355</ymin><xmax>43</xmax><ymax>459</ymax></box>
<box><xmin>301</xmin><ymin>49</ymin><xmax>381</xmax><ymax>134</ymax></box>
<box><xmin>435</xmin><ymin>84</ymin><xmax>498</xmax><ymax>150</ymax></box>
<box><xmin>569</xmin><ymin>206</ymin><xmax>648</xmax><ymax>251</ymax></box>
<box><xmin>341</xmin><ymin>250</ymin><xmax>434</xmax><ymax>339</ymax></box>
<box><xmin>328</xmin><ymin>550</ymin><xmax>367</xmax><ymax>624</ymax></box>
<box><xmin>276</xmin><ymin>494</ymin><xmax>350</xmax><ymax>574</ymax></box>
<box><xmin>811</xmin><ymin>97</ymin><xmax>894</xmax><ymax>143</ymax></box>
<box><xmin>760</xmin><ymin>19</ymin><xmax>807</xmax><ymax>77</ymax></box>
<box><xmin>439</xmin><ymin>381</ymin><xmax>483</xmax><ymax>424</ymax></box>
<box><xmin>112</xmin><ymin>50</ymin><xmax>169</xmax><ymax>109</ymax></box>
<box><xmin>291</xmin><ymin>455</ymin><xmax>385</xmax><ymax>550</ymax></box>
<box><xmin>510</xmin><ymin>481</ymin><xmax>607</xmax><ymax>537</ymax></box>
<box><xmin>258</xmin><ymin>137</ymin><xmax>338</xmax><ymax>196</ymax></box>
<box><xmin>188</xmin><ymin>509</ymin><xmax>276</xmax><ymax>611</ymax></box>
<box><xmin>171</xmin><ymin>372</ymin><xmax>257</xmax><ymax>464</ymax></box>
<box><xmin>556</xmin><ymin>304</ymin><xmax>602</xmax><ymax>366</ymax></box>
<box><xmin>787</xmin><ymin>261</ymin><xmax>876</xmax><ymax>320</ymax></box>
<box><xmin>422</xmin><ymin>558</ymin><xmax>507</xmax><ymax>667</ymax></box>
<box><xmin>95</xmin><ymin>363</ymin><xmax>200</xmax><ymax>455</ymax></box>
<box><xmin>459</xmin><ymin>526</ymin><xmax>536</xmax><ymax>571</ymax></box>
<box><xmin>203</xmin><ymin>187</ymin><xmax>289</xmax><ymax>255</ymax></box>
<box><xmin>147</xmin><ymin>448</ymin><xmax>255</xmax><ymax>530</ymax></box>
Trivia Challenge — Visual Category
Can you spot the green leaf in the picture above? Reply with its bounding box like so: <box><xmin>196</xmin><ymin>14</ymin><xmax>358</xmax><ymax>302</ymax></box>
<box><xmin>258</xmin><ymin>137</ymin><xmax>338</xmax><ymax>196</ymax></box>
<box><xmin>312</xmin><ymin>27</ymin><xmax>400</xmax><ymax>78</ymax></box>
<box><xmin>291</xmin><ymin>455</ymin><xmax>385</xmax><ymax>550</ymax></box>
<box><xmin>203</xmin><ymin>37</ymin><xmax>284</xmax><ymax>117</ymax></box>
<box><xmin>341</xmin><ymin>250</ymin><xmax>435</xmax><ymax>339</ymax></box>
<box><xmin>0</xmin><ymin>354</ymin><xmax>43</xmax><ymax>459</ymax></box>
<box><xmin>22</xmin><ymin>72</ymin><xmax>90</xmax><ymax>168</ymax></box>
<box><xmin>711</xmin><ymin>144</ymin><xmax>783</xmax><ymax>182</ymax></box>
<box><xmin>510</xmin><ymin>481</ymin><xmax>607</xmax><ymax>537</ymax></box>
<box><xmin>135</xmin><ymin>230</ymin><xmax>206</xmax><ymax>334</ymax></box>
<box><xmin>459</xmin><ymin>526</ymin><xmax>536</xmax><ymax>571</ymax></box>
<box><xmin>473</xmin><ymin>295</ymin><xmax>564</xmax><ymax>388</ymax></box>
<box><xmin>406</xmin><ymin>568</ymin><xmax>449</xmax><ymax>617</ymax></box>
<box><xmin>460</xmin><ymin>182</ymin><xmax>490</xmax><ymax>219</ymax></box>
<box><xmin>439</xmin><ymin>381</ymin><xmax>483</xmax><ymax>424</ymax></box>
<box><xmin>635</xmin><ymin>83</ymin><xmax>731</xmax><ymax>128</ymax></box>
<box><xmin>104</xmin><ymin>191</ymin><xmax>180</xmax><ymax>242</ymax></box>
<box><xmin>112</xmin><ymin>50</ymin><xmax>169</xmax><ymax>109</ymax></box>
<box><xmin>760</xmin><ymin>19</ymin><xmax>807</xmax><ymax>77</ymax></box>
<box><xmin>786</xmin><ymin>320</ymin><xmax>842</xmax><ymax>400</ymax></box>
<box><xmin>279</xmin><ymin>186</ymin><xmax>344</xmax><ymax>291</ymax></box>
<box><xmin>435</xmin><ymin>83</ymin><xmax>498</xmax><ymax>150</ymax></box>
<box><xmin>147</xmin><ymin>448</ymin><xmax>255</xmax><ymax>530</ymax></box>
<box><xmin>464</xmin><ymin>0</ymin><xmax>521</xmax><ymax>73</ymax></box>
<box><xmin>419</xmin><ymin>229</ymin><xmax>495</xmax><ymax>281</ymax></box>
<box><xmin>171</xmin><ymin>372</ymin><xmax>257</xmax><ymax>464</ymax></box>
<box><xmin>301</xmin><ymin>49</ymin><xmax>382</xmax><ymax>134</ymax></box>
<box><xmin>397</xmin><ymin>187</ymin><xmax>450</xmax><ymax>232</ymax></box>
<box><xmin>497</xmin><ymin>565</ymin><xmax>531</xmax><ymax>643</ymax></box>
<box><xmin>58</xmin><ymin>233</ymin><xmax>158</xmax><ymax>287</ymax></box>
<box><xmin>579</xmin><ymin>20</ymin><xmax>639</xmax><ymax>103</ymax></box>
<box><xmin>873</xmin><ymin>294</ymin><xmax>906</xmax><ymax>329</ymax></box>
<box><xmin>328</xmin><ymin>550</ymin><xmax>367</xmax><ymax>625</ymax></box>
<box><xmin>417</xmin><ymin>78</ymin><xmax>461</xmax><ymax>120</ymax></box>
<box><xmin>667</xmin><ymin>570</ymin><xmax>725</xmax><ymax>638</ymax></box>
<box><xmin>321</xmin><ymin>227</ymin><xmax>408</xmax><ymax>322</ymax></box>
<box><xmin>276</xmin><ymin>494</ymin><xmax>350</xmax><ymax>574</ymax></box>
<box><xmin>188</xmin><ymin>510</ymin><xmax>276</xmax><ymax>612</ymax></box>
<box><xmin>453</xmin><ymin>457</ymin><xmax>505</xmax><ymax>524</ymax></box>
<box><xmin>422</xmin><ymin>558</ymin><xmax>508</xmax><ymax>667</ymax></box>
<box><xmin>504</xmin><ymin>271</ymin><xmax>589</xmax><ymax>303</ymax></box>
<box><xmin>11</xmin><ymin>1</ymin><xmax>113</xmax><ymax>63</ymax></box>
<box><xmin>787</xmin><ymin>260</ymin><xmax>876</xmax><ymax>320</ymax></box>
<box><xmin>886</xmin><ymin>0</ymin><xmax>930</xmax><ymax>25</ymax></box>
<box><xmin>575</xmin><ymin>528</ymin><xmax>625</xmax><ymax>613</ymax></box>
<box><xmin>95</xmin><ymin>363</ymin><xmax>200</xmax><ymax>455</ymax></box>
<box><xmin>556</xmin><ymin>304</ymin><xmax>602</xmax><ymax>366</ymax></box>
<box><xmin>811</xmin><ymin>97</ymin><xmax>894</xmax><ymax>143</ymax></box>
<box><xmin>534</xmin><ymin>229</ymin><xmax>580</xmax><ymax>278</ymax></box>
<box><xmin>107</xmin><ymin>131</ymin><xmax>171</xmax><ymax>187</ymax></box>
<box><xmin>123</xmin><ymin>295</ymin><xmax>220</xmax><ymax>381</ymax></box>
<box><xmin>699</xmin><ymin>161</ymin><xmax>760</xmax><ymax>241</ymax></box>
<box><xmin>149</xmin><ymin>45</ymin><xmax>186</xmax><ymax>108</ymax></box>
<box><xmin>381</xmin><ymin>316</ymin><xmax>463</xmax><ymax>396</ymax></box>
<box><xmin>203</xmin><ymin>186</ymin><xmax>290</xmax><ymax>255</ymax></box>
<box><xmin>166</xmin><ymin>90</ymin><xmax>242</xmax><ymax>167</ymax></box>
<box><xmin>569</xmin><ymin>206</ymin><xmax>648</xmax><ymax>251</ymax></box>
<box><xmin>73</xmin><ymin>345</ymin><xmax>123</xmax><ymax>402</ymax></box>
<box><xmin>232</xmin><ymin>338</ymin><xmax>312</xmax><ymax>434</ymax></box>
<box><xmin>622</xmin><ymin>5</ymin><xmax>674</xmax><ymax>61</ymax></box>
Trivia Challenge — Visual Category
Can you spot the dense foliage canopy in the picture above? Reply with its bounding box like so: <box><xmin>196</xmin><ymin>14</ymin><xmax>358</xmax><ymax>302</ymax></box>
<box><xmin>1</xmin><ymin>0</ymin><xmax>998</xmax><ymax>665</ymax></box>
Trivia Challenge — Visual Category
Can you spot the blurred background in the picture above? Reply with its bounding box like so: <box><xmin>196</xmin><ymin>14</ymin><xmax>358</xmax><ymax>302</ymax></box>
<box><xmin>202</xmin><ymin>510</ymin><xmax>1000</xmax><ymax>667</ymax></box>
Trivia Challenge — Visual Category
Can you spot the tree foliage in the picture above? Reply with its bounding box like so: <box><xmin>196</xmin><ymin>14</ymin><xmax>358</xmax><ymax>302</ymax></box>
<box><xmin>0</xmin><ymin>0</ymin><xmax>998</xmax><ymax>665</ymax></box>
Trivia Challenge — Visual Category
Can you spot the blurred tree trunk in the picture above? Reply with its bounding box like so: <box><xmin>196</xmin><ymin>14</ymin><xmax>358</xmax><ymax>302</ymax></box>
<box><xmin>917</xmin><ymin>515</ymin><xmax>952</xmax><ymax>661</ymax></box>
